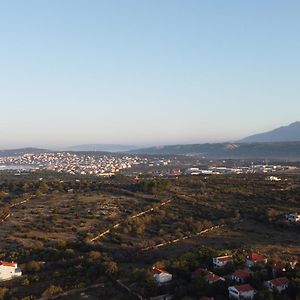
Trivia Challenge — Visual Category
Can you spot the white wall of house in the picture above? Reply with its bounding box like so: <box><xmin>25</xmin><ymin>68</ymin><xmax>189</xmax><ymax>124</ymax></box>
<box><xmin>285</xmin><ymin>213</ymin><xmax>300</xmax><ymax>222</ymax></box>
<box><xmin>213</xmin><ymin>256</ymin><xmax>232</xmax><ymax>268</ymax></box>
<box><xmin>0</xmin><ymin>264</ymin><xmax>22</xmax><ymax>281</ymax></box>
<box><xmin>228</xmin><ymin>287</ymin><xmax>255</xmax><ymax>300</ymax></box>
<box><xmin>154</xmin><ymin>273</ymin><xmax>172</xmax><ymax>284</ymax></box>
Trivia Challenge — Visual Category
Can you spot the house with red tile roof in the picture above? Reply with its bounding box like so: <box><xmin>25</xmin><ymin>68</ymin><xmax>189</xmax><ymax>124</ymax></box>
<box><xmin>0</xmin><ymin>261</ymin><xmax>22</xmax><ymax>281</ymax></box>
<box><xmin>245</xmin><ymin>252</ymin><xmax>267</xmax><ymax>268</ymax></box>
<box><xmin>213</xmin><ymin>255</ymin><xmax>233</xmax><ymax>268</ymax></box>
<box><xmin>206</xmin><ymin>272</ymin><xmax>225</xmax><ymax>285</ymax></box>
<box><xmin>265</xmin><ymin>277</ymin><xmax>289</xmax><ymax>293</ymax></box>
<box><xmin>271</xmin><ymin>262</ymin><xmax>286</xmax><ymax>277</ymax></box>
<box><xmin>152</xmin><ymin>267</ymin><xmax>172</xmax><ymax>285</ymax></box>
<box><xmin>231</xmin><ymin>269</ymin><xmax>250</xmax><ymax>283</ymax></box>
<box><xmin>228</xmin><ymin>284</ymin><xmax>256</xmax><ymax>300</ymax></box>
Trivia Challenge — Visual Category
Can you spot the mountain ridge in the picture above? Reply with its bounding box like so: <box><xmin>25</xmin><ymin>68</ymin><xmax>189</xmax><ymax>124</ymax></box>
<box><xmin>63</xmin><ymin>144</ymin><xmax>138</xmax><ymax>153</ymax></box>
<box><xmin>239</xmin><ymin>121</ymin><xmax>300</xmax><ymax>143</ymax></box>
<box><xmin>129</xmin><ymin>141</ymin><xmax>300</xmax><ymax>160</ymax></box>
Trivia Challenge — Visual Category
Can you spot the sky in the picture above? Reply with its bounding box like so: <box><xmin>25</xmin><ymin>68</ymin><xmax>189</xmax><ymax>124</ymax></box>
<box><xmin>0</xmin><ymin>0</ymin><xmax>300</xmax><ymax>149</ymax></box>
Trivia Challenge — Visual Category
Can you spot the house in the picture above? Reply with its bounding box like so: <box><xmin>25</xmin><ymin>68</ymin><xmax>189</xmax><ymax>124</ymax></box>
<box><xmin>290</xmin><ymin>259</ymin><xmax>298</xmax><ymax>269</ymax></box>
<box><xmin>0</xmin><ymin>261</ymin><xmax>22</xmax><ymax>281</ymax></box>
<box><xmin>213</xmin><ymin>255</ymin><xmax>233</xmax><ymax>268</ymax></box>
<box><xmin>285</xmin><ymin>212</ymin><xmax>300</xmax><ymax>223</ymax></box>
<box><xmin>265</xmin><ymin>277</ymin><xmax>289</xmax><ymax>293</ymax></box>
<box><xmin>228</xmin><ymin>284</ymin><xmax>256</xmax><ymax>300</ymax></box>
<box><xmin>231</xmin><ymin>269</ymin><xmax>250</xmax><ymax>283</ymax></box>
<box><xmin>206</xmin><ymin>272</ymin><xmax>225</xmax><ymax>284</ymax></box>
<box><xmin>152</xmin><ymin>267</ymin><xmax>172</xmax><ymax>284</ymax></box>
<box><xmin>271</xmin><ymin>262</ymin><xmax>286</xmax><ymax>277</ymax></box>
<box><xmin>245</xmin><ymin>252</ymin><xmax>267</xmax><ymax>268</ymax></box>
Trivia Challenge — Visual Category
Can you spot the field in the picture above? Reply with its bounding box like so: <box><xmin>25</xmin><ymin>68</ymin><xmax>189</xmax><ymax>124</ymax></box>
<box><xmin>0</xmin><ymin>172</ymin><xmax>299</xmax><ymax>299</ymax></box>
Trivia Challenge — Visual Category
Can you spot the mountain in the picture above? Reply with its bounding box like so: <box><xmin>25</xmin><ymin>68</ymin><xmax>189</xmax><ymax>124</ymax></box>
<box><xmin>64</xmin><ymin>144</ymin><xmax>138</xmax><ymax>153</ymax></box>
<box><xmin>239</xmin><ymin>122</ymin><xmax>300</xmax><ymax>143</ymax></box>
<box><xmin>130</xmin><ymin>142</ymin><xmax>300</xmax><ymax>160</ymax></box>
<box><xmin>0</xmin><ymin>148</ymin><xmax>50</xmax><ymax>157</ymax></box>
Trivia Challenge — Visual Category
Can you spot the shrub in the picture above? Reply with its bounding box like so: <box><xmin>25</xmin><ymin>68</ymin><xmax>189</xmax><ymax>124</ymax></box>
<box><xmin>41</xmin><ymin>285</ymin><xmax>63</xmax><ymax>298</ymax></box>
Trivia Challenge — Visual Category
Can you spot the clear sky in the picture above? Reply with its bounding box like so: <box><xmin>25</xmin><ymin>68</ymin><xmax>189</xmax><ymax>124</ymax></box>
<box><xmin>1</xmin><ymin>0</ymin><xmax>299</xmax><ymax>149</ymax></box>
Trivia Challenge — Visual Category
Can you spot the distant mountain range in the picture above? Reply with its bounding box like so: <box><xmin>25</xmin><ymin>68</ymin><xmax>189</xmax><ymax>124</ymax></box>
<box><xmin>239</xmin><ymin>121</ymin><xmax>300</xmax><ymax>143</ymax></box>
<box><xmin>129</xmin><ymin>122</ymin><xmax>300</xmax><ymax>159</ymax></box>
<box><xmin>130</xmin><ymin>142</ymin><xmax>300</xmax><ymax>160</ymax></box>
<box><xmin>0</xmin><ymin>147</ymin><xmax>50</xmax><ymax>157</ymax></box>
<box><xmin>63</xmin><ymin>144</ymin><xmax>138</xmax><ymax>153</ymax></box>
<box><xmin>1</xmin><ymin>122</ymin><xmax>300</xmax><ymax>160</ymax></box>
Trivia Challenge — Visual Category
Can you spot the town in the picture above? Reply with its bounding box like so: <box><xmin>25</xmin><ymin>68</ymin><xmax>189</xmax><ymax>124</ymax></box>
<box><xmin>0</xmin><ymin>152</ymin><xmax>147</xmax><ymax>176</ymax></box>
<box><xmin>0</xmin><ymin>151</ymin><xmax>298</xmax><ymax>179</ymax></box>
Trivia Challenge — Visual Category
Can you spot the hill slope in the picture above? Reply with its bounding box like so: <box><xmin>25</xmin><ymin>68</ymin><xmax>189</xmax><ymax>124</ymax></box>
<box><xmin>239</xmin><ymin>122</ymin><xmax>300</xmax><ymax>143</ymax></box>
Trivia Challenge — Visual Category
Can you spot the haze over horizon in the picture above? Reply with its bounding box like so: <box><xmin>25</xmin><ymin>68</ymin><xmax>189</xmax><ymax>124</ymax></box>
<box><xmin>1</xmin><ymin>1</ymin><xmax>300</xmax><ymax>149</ymax></box>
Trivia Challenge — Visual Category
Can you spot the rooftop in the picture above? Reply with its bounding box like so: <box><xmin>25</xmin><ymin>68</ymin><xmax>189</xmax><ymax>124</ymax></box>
<box><xmin>232</xmin><ymin>284</ymin><xmax>255</xmax><ymax>293</ymax></box>
<box><xmin>270</xmin><ymin>277</ymin><xmax>289</xmax><ymax>287</ymax></box>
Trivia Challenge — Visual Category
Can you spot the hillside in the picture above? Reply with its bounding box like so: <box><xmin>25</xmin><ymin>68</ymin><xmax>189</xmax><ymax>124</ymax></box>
<box><xmin>64</xmin><ymin>144</ymin><xmax>138</xmax><ymax>152</ymax></box>
<box><xmin>0</xmin><ymin>148</ymin><xmax>50</xmax><ymax>157</ymax></box>
<box><xmin>239</xmin><ymin>121</ymin><xmax>300</xmax><ymax>143</ymax></box>
<box><xmin>130</xmin><ymin>141</ymin><xmax>300</xmax><ymax>160</ymax></box>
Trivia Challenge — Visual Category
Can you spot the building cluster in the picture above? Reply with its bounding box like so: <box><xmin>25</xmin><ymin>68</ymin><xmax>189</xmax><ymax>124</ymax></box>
<box><xmin>184</xmin><ymin>164</ymin><xmax>296</xmax><ymax>175</ymax></box>
<box><xmin>151</xmin><ymin>251</ymin><xmax>298</xmax><ymax>300</ymax></box>
<box><xmin>0</xmin><ymin>152</ymin><xmax>147</xmax><ymax>176</ymax></box>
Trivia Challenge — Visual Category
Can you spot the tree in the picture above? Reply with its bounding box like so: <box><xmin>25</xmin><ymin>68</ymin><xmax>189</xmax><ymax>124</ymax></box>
<box><xmin>25</xmin><ymin>261</ymin><xmax>41</xmax><ymax>273</ymax></box>
<box><xmin>104</xmin><ymin>261</ymin><xmax>118</xmax><ymax>276</ymax></box>
<box><xmin>42</xmin><ymin>285</ymin><xmax>63</xmax><ymax>298</ymax></box>
<box><xmin>21</xmin><ymin>277</ymin><xmax>30</xmax><ymax>286</ymax></box>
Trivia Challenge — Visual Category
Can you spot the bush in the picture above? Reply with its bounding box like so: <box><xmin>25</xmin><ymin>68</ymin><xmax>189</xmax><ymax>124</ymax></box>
<box><xmin>0</xmin><ymin>288</ymin><xmax>8</xmax><ymax>300</ymax></box>
<box><xmin>41</xmin><ymin>285</ymin><xmax>63</xmax><ymax>298</ymax></box>
<box><xmin>25</xmin><ymin>261</ymin><xmax>41</xmax><ymax>273</ymax></box>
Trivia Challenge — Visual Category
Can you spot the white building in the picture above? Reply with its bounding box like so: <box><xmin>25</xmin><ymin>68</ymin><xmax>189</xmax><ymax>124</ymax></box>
<box><xmin>0</xmin><ymin>261</ymin><xmax>22</xmax><ymax>281</ymax></box>
<box><xmin>228</xmin><ymin>284</ymin><xmax>256</xmax><ymax>300</ymax></box>
<box><xmin>213</xmin><ymin>255</ymin><xmax>233</xmax><ymax>268</ymax></box>
<box><xmin>265</xmin><ymin>277</ymin><xmax>289</xmax><ymax>293</ymax></box>
<box><xmin>285</xmin><ymin>213</ymin><xmax>300</xmax><ymax>223</ymax></box>
<box><xmin>267</xmin><ymin>176</ymin><xmax>281</xmax><ymax>181</ymax></box>
<box><xmin>152</xmin><ymin>267</ymin><xmax>172</xmax><ymax>285</ymax></box>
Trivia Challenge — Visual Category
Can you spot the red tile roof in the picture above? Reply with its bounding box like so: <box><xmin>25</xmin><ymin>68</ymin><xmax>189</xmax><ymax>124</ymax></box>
<box><xmin>217</xmin><ymin>255</ymin><xmax>233</xmax><ymax>262</ymax></box>
<box><xmin>0</xmin><ymin>261</ymin><xmax>16</xmax><ymax>267</ymax></box>
<box><xmin>270</xmin><ymin>277</ymin><xmax>289</xmax><ymax>287</ymax></box>
<box><xmin>206</xmin><ymin>272</ymin><xmax>224</xmax><ymax>282</ymax></box>
<box><xmin>234</xmin><ymin>284</ymin><xmax>255</xmax><ymax>292</ymax></box>
<box><xmin>232</xmin><ymin>269</ymin><xmax>250</xmax><ymax>279</ymax></box>
<box><xmin>247</xmin><ymin>252</ymin><xmax>267</xmax><ymax>262</ymax></box>
<box><xmin>152</xmin><ymin>267</ymin><xmax>171</xmax><ymax>275</ymax></box>
<box><xmin>272</xmin><ymin>262</ymin><xmax>286</xmax><ymax>271</ymax></box>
